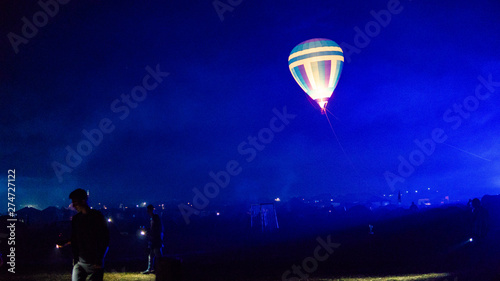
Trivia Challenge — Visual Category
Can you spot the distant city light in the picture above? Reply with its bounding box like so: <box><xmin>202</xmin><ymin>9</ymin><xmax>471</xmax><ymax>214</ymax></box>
<box><xmin>140</xmin><ymin>230</ymin><xmax>146</xmax><ymax>236</ymax></box>
<box><xmin>216</xmin><ymin>212</ymin><xmax>220</xmax><ymax>216</ymax></box>
<box><xmin>415</xmin><ymin>190</ymin><xmax>418</xmax><ymax>193</ymax></box>
<box><xmin>56</xmin><ymin>245</ymin><xmax>61</xmax><ymax>249</ymax></box>
<box><xmin>274</xmin><ymin>198</ymin><xmax>280</xmax><ymax>202</ymax></box>
<box><xmin>107</xmin><ymin>218</ymin><xmax>112</xmax><ymax>222</ymax></box>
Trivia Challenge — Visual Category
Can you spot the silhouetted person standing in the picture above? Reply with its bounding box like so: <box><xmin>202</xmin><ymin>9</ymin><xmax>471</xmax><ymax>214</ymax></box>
<box><xmin>471</xmin><ymin>198</ymin><xmax>489</xmax><ymax>241</ymax></box>
<box><xmin>410</xmin><ymin>201</ymin><xmax>418</xmax><ymax>212</ymax></box>
<box><xmin>69</xmin><ymin>189</ymin><xmax>109</xmax><ymax>281</ymax></box>
<box><xmin>142</xmin><ymin>204</ymin><xmax>163</xmax><ymax>274</ymax></box>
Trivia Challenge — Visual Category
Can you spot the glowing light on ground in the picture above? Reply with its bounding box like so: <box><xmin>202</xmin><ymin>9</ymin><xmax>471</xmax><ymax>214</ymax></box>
<box><xmin>314</xmin><ymin>273</ymin><xmax>452</xmax><ymax>281</ymax></box>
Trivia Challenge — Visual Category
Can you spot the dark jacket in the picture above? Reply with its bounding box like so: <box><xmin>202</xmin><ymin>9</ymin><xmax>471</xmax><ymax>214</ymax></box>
<box><xmin>148</xmin><ymin>213</ymin><xmax>163</xmax><ymax>248</ymax></box>
<box><xmin>71</xmin><ymin>209</ymin><xmax>109</xmax><ymax>265</ymax></box>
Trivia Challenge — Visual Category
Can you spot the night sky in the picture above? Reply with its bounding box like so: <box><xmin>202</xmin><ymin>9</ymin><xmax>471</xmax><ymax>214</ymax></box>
<box><xmin>1</xmin><ymin>0</ymin><xmax>500</xmax><ymax>211</ymax></box>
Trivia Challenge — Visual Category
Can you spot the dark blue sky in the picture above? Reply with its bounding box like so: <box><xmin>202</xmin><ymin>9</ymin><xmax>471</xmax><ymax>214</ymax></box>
<box><xmin>1</xmin><ymin>0</ymin><xmax>500</xmax><ymax>210</ymax></box>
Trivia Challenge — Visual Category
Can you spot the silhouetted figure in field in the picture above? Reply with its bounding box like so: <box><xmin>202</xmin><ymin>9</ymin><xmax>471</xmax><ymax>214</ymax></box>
<box><xmin>465</xmin><ymin>198</ymin><xmax>495</xmax><ymax>280</ymax></box>
<box><xmin>409</xmin><ymin>202</ymin><xmax>418</xmax><ymax>212</ymax></box>
<box><xmin>142</xmin><ymin>204</ymin><xmax>163</xmax><ymax>274</ymax></box>
<box><xmin>471</xmin><ymin>198</ymin><xmax>489</xmax><ymax>242</ymax></box>
<box><xmin>69</xmin><ymin>188</ymin><xmax>109</xmax><ymax>281</ymax></box>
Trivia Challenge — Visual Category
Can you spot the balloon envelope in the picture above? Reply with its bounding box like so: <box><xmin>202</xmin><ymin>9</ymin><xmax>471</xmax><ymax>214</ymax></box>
<box><xmin>288</xmin><ymin>38</ymin><xmax>344</xmax><ymax>112</ymax></box>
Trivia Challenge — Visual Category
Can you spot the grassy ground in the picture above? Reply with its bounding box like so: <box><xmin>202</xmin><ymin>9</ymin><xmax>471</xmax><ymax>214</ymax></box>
<box><xmin>4</xmin><ymin>272</ymin><xmax>155</xmax><ymax>281</ymax></box>
<box><xmin>2</xmin><ymin>272</ymin><xmax>455</xmax><ymax>281</ymax></box>
<box><xmin>314</xmin><ymin>273</ymin><xmax>454</xmax><ymax>281</ymax></box>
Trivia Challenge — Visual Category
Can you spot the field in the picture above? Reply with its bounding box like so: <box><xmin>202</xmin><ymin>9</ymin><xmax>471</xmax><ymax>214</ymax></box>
<box><xmin>2</xmin><ymin>203</ymin><xmax>499</xmax><ymax>281</ymax></box>
<box><xmin>3</xmin><ymin>272</ymin><xmax>455</xmax><ymax>281</ymax></box>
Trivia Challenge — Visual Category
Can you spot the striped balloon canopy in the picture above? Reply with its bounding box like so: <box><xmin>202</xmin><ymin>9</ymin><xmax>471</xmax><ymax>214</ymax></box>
<box><xmin>288</xmin><ymin>38</ymin><xmax>344</xmax><ymax>113</ymax></box>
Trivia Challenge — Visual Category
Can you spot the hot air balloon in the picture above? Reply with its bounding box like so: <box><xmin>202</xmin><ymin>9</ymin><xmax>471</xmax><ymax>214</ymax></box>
<box><xmin>288</xmin><ymin>38</ymin><xmax>344</xmax><ymax>113</ymax></box>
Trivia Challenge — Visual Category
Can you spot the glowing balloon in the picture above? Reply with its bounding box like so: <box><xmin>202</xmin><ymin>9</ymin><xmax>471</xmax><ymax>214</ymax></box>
<box><xmin>288</xmin><ymin>38</ymin><xmax>344</xmax><ymax>113</ymax></box>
